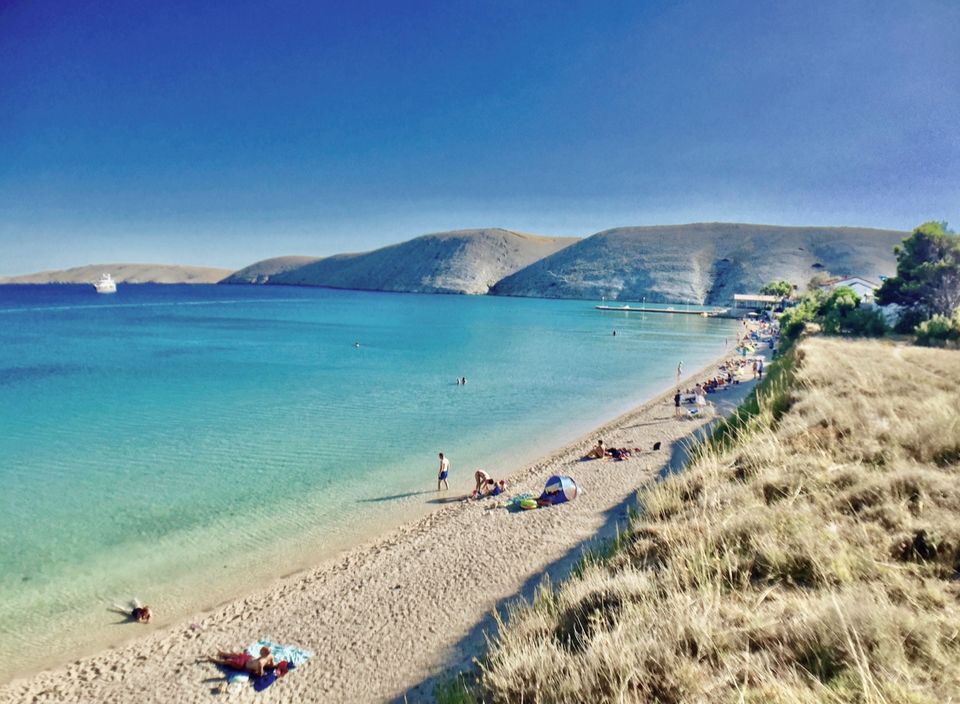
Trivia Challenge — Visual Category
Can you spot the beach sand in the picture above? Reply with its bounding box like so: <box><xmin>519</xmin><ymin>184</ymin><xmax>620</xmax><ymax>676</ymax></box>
<box><xmin>1</xmin><ymin>349</ymin><xmax>767</xmax><ymax>704</ymax></box>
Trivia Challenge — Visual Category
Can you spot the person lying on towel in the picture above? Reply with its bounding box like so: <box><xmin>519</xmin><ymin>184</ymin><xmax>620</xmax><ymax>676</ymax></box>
<box><xmin>204</xmin><ymin>646</ymin><xmax>288</xmax><ymax>677</ymax></box>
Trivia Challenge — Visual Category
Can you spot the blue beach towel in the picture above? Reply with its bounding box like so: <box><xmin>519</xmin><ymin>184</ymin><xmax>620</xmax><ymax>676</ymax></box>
<box><xmin>223</xmin><ymin>639</ymin><xmax>313</xmax><ymax>690</ymax></box>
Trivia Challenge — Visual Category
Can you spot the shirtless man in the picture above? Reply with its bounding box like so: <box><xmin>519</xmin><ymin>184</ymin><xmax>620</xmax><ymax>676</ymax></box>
<box><xmin>205</xmin><ymin>646</ymin><xmax>274</xmax><ymax>677</ymax></box>
<box><xmin>586</xmin><ymin>439</ymin><xmax>606</xmax><ymax>459</ymax></box>
<box><xmin>437</xmin><ymin>452</ymin><xmax>450</xmax><ymax>491</ymax></box>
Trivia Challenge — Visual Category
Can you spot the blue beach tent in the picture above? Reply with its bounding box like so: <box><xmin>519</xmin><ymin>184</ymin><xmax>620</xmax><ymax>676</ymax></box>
<box><xmin>542</xmin><ymin>475</ymin><xmax>578</xmax><ymax>504</ymax></box>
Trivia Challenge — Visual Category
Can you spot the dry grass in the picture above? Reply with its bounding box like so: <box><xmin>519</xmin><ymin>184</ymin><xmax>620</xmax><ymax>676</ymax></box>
<box><xmin>469</xmin><ymin>338</ymin><xmax>960</xmax><ymax>703</ymax></box>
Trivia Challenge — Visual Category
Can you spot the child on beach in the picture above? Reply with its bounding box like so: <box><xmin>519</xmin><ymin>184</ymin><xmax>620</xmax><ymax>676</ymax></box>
<box><xmin>437</xmin><ymin>452</ymin><xmax>450</xmax><ymax>491</ymax></box>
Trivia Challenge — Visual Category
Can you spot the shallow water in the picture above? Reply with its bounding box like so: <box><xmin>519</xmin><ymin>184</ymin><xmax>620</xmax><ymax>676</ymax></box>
<box><xmin>0</xmin><ymin>284</ymin><xmax>735</xmax><ymax>679</ymax></box>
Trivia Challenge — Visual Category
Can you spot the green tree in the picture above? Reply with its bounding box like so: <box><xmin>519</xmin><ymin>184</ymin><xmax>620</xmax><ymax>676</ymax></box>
<box><xmin>876</xmin><ymin>222</ymin><xmax>960</xmax><ymax>323</ymax></box>
<box><xmin>761</xmin><ymin>280</ymin><xmax>793</xmax><ymax>298</ymax></box>
<box><xmin>819</xmin><ymin>286</ymin><xmax>861</xmax><ymax>334</ymax></box>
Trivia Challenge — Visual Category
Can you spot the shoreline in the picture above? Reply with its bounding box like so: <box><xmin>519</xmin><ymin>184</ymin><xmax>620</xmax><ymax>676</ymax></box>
<box><xmin>1</xmin><ymin>342</ymin><xmax>766</xmax><ymax>703</ymax></box>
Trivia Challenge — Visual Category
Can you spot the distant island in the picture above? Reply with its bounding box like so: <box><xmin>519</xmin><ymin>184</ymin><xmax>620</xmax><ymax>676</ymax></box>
<box><xmin>4</xmin><ymin>222</ymin><xmax>906</xmax><ymax>304</ymax></box>
<box><xmin>0</xmin><ymin>263</ymin><xmax>232</xmax><ymax>285</ymax></box>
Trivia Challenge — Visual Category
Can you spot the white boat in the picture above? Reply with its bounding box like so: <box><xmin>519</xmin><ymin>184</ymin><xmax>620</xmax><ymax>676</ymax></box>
<box><xmin>93</xmin><ymin>273</ymin><xmax>117</xmax><ymax>294</ymax></box>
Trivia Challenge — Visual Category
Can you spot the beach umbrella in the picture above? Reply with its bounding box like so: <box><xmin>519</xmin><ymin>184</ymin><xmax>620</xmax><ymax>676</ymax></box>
<box><xmin>542</xmin><ymin>475</ymin><xmax>578</xmax><ymax>504</ymax></box>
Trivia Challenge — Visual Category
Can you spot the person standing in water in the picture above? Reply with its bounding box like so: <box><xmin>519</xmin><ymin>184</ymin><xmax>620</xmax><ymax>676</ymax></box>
<box><xmin>437</xmin><ymin>452</ymin><xmax>450</xmax><ymax>491</ymax></box>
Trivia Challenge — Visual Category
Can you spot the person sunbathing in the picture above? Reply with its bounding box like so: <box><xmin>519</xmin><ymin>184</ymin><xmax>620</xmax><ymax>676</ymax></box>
<box><xmin>205</xmin><ymin>646</ymin><xmax>274</xmax><ymax>677</ymax></box>
<box><xmin>585</xmin><ymin>439</ymin><xmax>606</xmax><ymax>459</ymax></box>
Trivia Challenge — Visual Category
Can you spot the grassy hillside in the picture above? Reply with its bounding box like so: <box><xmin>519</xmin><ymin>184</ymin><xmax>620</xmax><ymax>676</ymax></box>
<box><xmin>491</xmin><ymin>223</ymin><xmax>905</xmax><ymax>304</ymax></box>
<box><xmin>458</xmin><ymin>338</ymin><xmax>960</xmax><ymax>703</ymax></box>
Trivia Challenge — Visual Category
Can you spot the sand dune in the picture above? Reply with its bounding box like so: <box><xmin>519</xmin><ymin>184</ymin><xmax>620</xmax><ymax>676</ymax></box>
<box><xmin>0</xmin><ymin>263</ymin><xmax>233</xmax><ymax>285</ymax></box>
<box><xmin>492</xmin><ymin>223</ymin><xmax>905</xmax><ymax>303</ymax></box>
<box><xmin>223</xmin><ymin>229</ymin><xmax>579</xmax><ymax>294</ymax></box>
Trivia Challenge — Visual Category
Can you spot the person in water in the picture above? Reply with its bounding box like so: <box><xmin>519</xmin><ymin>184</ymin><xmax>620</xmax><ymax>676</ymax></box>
<box><xmin>437</xmin><ymin>452</ymin><xmax>450</xmax><ymax>491</ymax></box>
<box><xmin>205</xmin><ymin>646</ymin><xmax>275</xmax><ymax>677</ymax></box>
<box><xmin>112</xmin><ymin>599</ymin><xmax>152</xmax><ymax>623</ymax></box>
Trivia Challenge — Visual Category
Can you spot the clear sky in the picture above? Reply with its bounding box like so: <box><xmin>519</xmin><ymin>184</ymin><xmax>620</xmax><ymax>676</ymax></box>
<box><xmin>1</xmin><ymin>0</ymin><xmax>958</xmax><ymax>274</ymax></box>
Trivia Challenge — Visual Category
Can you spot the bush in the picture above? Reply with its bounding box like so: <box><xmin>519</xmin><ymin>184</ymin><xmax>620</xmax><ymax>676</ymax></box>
<box><xmin>761</xmin><ymin>280</ymin><xmax>793</xmax><ymax>298</ymax></box>
<box><xmin>915</xmin><ymin>311</ymin><xmax>960</xmax><ymax>348</ymax></box>
<box><xmin>843</xmin><ymin>307</ymin><xmax>888</xmax><ymax>337</ymax></box>
<box><xmin>819</xmin><ymin>287</ymin><xmax>861</xmax><ymax>334</ymax></box>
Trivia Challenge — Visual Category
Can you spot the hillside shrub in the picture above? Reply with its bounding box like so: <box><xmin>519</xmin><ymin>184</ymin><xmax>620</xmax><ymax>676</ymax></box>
<box><xmin>915</xmin><ymin>311</ymin><xmax>960</xmax><ymax>348</ymax></box>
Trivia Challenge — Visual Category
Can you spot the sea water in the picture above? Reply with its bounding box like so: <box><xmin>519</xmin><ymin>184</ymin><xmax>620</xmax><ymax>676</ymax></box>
<box><xmin>0</xmin><ymin>284</ymin><xmax>735</xmax><ymax>680</ymax></box>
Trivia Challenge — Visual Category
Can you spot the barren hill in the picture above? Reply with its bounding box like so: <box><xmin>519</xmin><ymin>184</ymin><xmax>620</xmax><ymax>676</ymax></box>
<box><xmin>0</xmin><ymin>263</ymin><xmax>233</xmax><ymax>285</ymax></box>
<box><xmin>491</xmin><ymin>223</ymin><xmax>906</xmax><ymax>304</ymax></box>
<box><xmin>227</xmin><ymin>229</ymin><xmax>579</xmax><ymax>295</ymax></box>
<box><xmin>220</xmin><ymin>256</ymin><xmax>323</xmax><ymax>284</ymax></box>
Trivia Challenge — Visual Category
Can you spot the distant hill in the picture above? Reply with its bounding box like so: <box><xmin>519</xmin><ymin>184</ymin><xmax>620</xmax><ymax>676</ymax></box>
<box><xmin>224</xmin><ymin>229</ymin><xmax>579</xmax><ymax>295</ymax></box>
<box><xmin>220</xmin><ymin>256</ymin><xmax>323</xmax><ymax>284</ymax></box>
<box><xmin>491</xmin><ymin>223</ymin><xmax>906</xmax><ymax>304</ymax></box>
<box><xmin>0</xmin><ymin>263</ymin><xmax>233</xmax><ymax>285</ymax></box>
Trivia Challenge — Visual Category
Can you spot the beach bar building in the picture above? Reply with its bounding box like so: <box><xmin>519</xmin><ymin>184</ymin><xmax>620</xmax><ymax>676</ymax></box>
<box><xmin>733</xmin><ymin>293</ymin><xmax>786</xmax><ymax>310</ymax></box>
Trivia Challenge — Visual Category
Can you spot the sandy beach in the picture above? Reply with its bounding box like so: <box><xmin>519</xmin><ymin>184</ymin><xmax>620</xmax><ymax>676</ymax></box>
<box><xmin>1</xmin><ymin>347</ymin><xmax>767</xmax><ymax>704</ymax></box>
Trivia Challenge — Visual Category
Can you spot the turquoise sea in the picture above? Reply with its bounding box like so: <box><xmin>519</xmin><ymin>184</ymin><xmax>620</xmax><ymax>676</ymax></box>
<box><xmin>0</xmin><ymin>284</ymin><xmax>735</xmax><ymax>679</ymax></box>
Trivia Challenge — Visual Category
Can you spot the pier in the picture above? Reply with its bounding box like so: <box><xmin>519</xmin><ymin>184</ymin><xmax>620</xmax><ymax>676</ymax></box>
<box><xmin>594</xmin><ymin>304</ymin><xmax>737</xmax><ymax>318</ymax></box>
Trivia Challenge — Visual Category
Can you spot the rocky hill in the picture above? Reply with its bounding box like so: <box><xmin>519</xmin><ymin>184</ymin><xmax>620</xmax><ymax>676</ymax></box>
<box><xmin>225</xmin><ymin>229</ymin><xmax>579</xmax><ymax>295</ymax></box>
<box><xmin>0</xmin><ymin>263</ymin><xmax>233</xmax><ymax>285</ymax></box>
<box><xmin>220</xmin><ymin>256</ymin><xmax>323</xmax><ymax>284</ymax></box>
<box><xmin>491</xmin><ymin>223</ymin><xmax>905</xmax><ymax>303</ymax></box>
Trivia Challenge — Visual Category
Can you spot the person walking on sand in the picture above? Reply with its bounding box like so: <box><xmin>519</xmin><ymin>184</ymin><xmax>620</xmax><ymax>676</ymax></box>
<box><xmin>437</xmin><ymin>452</ymin><xmax>450</xmax><ymax>491</ymax></box>
<box><xmin>674</xmin><ymin>390</ymin><xmax>682</xmax><ymax>417</ymax></box>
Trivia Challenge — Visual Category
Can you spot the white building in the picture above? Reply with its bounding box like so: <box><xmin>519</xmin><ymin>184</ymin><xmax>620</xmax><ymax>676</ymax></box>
<box><xmin>823</xmin><ymin>276</ymin><xmax>882</xmax><ymax>301</ymax></box>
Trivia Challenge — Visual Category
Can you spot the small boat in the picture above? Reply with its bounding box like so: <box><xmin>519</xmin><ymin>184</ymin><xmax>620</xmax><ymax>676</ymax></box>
<box><xmin>93</xmin><ymin>273</ymin><xmax>117</xmax><ymax>294</ymax></box>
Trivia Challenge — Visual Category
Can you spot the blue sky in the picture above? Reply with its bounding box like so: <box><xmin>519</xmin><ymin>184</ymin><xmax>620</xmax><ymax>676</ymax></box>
<box><xmin>1</xmin><ymin>0</ymin><xmax>958</xmax><ymax>274</ymax></box>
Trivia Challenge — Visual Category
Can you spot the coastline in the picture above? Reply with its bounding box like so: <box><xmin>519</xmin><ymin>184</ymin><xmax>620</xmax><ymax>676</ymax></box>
<box><xmin>1</xmin><ymin>343</ymin><xmax>765</xmax><ymax>703</ymax></box>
